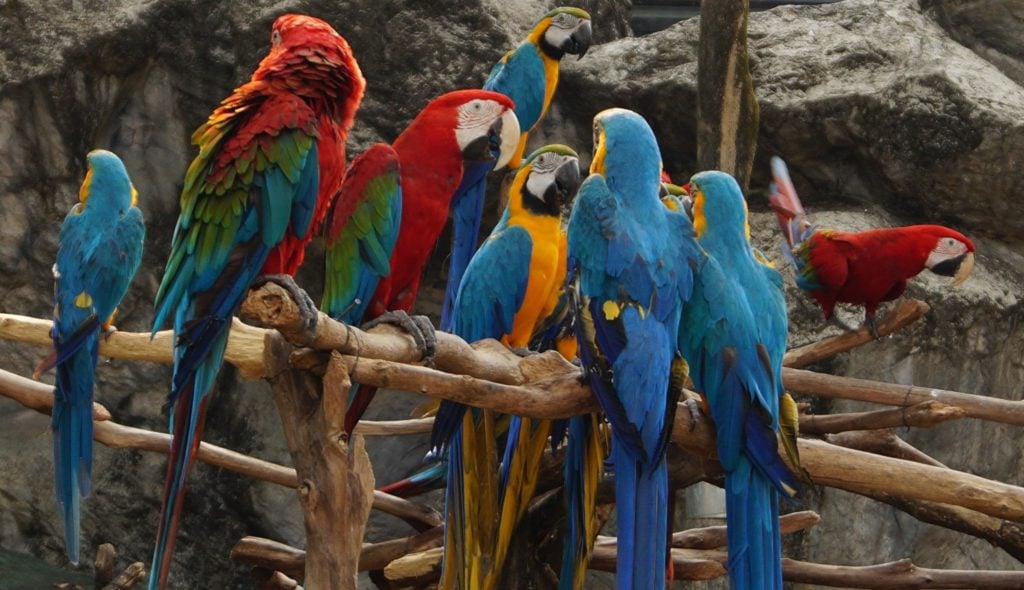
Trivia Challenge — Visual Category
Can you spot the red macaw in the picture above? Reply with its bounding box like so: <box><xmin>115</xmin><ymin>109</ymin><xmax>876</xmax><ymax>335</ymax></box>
<box><xmin>342</xmin><ymin>89</ymin><xmax>520</xmax><ymax>432</ymax></box>
<box><xmin>148</xmin><ymin>15</ymin><xmax>364</xmax><ymax>589</ymax></box>
<box><xmin>769</xmin><ymin>157</ymin><xmax>976</xmax><ymax>335</ymax></box>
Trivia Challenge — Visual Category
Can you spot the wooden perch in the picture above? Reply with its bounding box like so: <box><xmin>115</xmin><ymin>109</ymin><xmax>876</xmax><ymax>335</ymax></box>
<box><xmin>671</xmin><ymin>510</ymin><xmax>820</xmax><ymax>549</ymax></box>
<box><xmin>590</xmin><ymin>543</ymin><xmax>727</xmax><ymax>580</ymax></box>
<box><xmin>783</xmin><ymin>367</ymin><xmax>1024</xmax><ymax>426</ymax></box>
<box><xmin>671</xmin><ymin>404</ymin><xmax>1024</xmax><ymax>522</ymax></box>
<box><xmin>783</xmin><ymin>299</ymin><xmax>930</xmax><ymax>369</ymax></box>
<box><xmin>800</xmin><ymin>401</ymin><xmax>966</xmax><ymax>435</ymax></box>
<box><xmin>781</xmin><ymin>557</ymin><xmax>1024</xmax><ymax>588</ymax></box>
<box><xmin>99</xmin><ymin>562</ymin><xmax>146</xmax><ymax>590</ymax></box>
<box><xmin>826</xmin><ymin>430</ymin><xmax>947</xmax><ymax>468</ymax></box>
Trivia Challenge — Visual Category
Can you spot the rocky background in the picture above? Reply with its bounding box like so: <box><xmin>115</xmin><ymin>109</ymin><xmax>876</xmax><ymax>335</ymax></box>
<box><xmin>0</xmin><ymin>0</ymin><xmax>1021</xmax><ymax>588</ymax></box>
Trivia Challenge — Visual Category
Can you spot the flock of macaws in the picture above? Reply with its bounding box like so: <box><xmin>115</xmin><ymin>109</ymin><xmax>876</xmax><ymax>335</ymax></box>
<box><xmin>30</xmin><ymin>9</ymin><xmax>978</xmax><ymax>590</ymax></box>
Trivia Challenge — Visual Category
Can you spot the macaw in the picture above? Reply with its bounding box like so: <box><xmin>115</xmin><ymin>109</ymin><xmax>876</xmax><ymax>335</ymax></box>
<box><xmin>769</xmin><ymin>156</ymin><xmax>976</xmax><ymax>335</ymax></box>
<box><xmin>32</xmin><ymin>150</ymin><xmax>145</xmax><ymax>564</ymax></box>
<box><xmin>430</xmin><ymin>145</ymin><xmax>580</xmax><ymax>589</ymax></box>
<box><xmin>343</xmin><ymin>89</ymin><xmax>520</xmax><ymax>433</ymax></box>
<box><xmin>568</xmin><ymin>108</ymin><xmax>700</xmax><ymax>590</ymax></box>
<box><xmin>680</xmin><ymin>171</ymin><xmax>800</xmax><ymax>590</ymax></box>
<box><xmin>440</xmin><ymin>7</ymin><xmax>592</xmax><ymax>335</ymax></box>
<box><xmin>148</xmin><ymin>15</ymin><xmax>365</xmax><ymax>589</ymax></box>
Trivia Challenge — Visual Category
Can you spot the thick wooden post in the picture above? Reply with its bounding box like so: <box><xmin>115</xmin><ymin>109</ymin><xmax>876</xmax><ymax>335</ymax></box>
<box><xmin>697</xmin><ymin>0</ymin><xmax>758</xmax><ymax>191</ymax></box>
<box><xmin>266</xmin><ymin>335</ymin><xmax>375</xmax><ymax>589</ymax></box>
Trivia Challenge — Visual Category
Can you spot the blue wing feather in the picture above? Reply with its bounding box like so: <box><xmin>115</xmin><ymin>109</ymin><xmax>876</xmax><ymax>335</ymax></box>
<box><xmin>484</xmin><ymin>44</ymin><xmax>547</xmax><ymax>132</ymax></box>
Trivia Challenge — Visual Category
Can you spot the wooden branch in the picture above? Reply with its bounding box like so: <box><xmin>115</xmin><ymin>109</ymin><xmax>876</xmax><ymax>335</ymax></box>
<box><xmin>671</xmin><ymin>510</ymin><xmax>820</xmax><ymax>549</ymax></box>
<box><xmin>99</xmin><ymin>562</ymin><xmax>146</xmax><ymax>590</ymax></box>
<box><xmin>0</xmin><ymin>367</ymin><xmax>110</xmax><ymax>420</ymax></box>
<box><xmin>827</xmin><ymin>430</ymin><xmax>947</xmax><ymax>468</ymax></box>
<box><xmin>94</xmin><ymin>543</ymin><xmax>117</xmax><ymax>589</ymax></box>
<box><xmin>590</xmin><ymin>543</ymin><xmax>727</xmax><ymax>580</ymax></box>
<box><xmin>355</xmin><ymin>418</ymin><xmax>433</xmax><ymax>436</ymax></box>
<box><xmin>783</xmin><ymin>367</ymin><xmax>1024</xmax><ymax>426</ymax></box>
<box><xmin>266</xmin><ymin>347</ymin><xmax>374</xmax><ymax>589</ymax></box>
<box><xmin>251</xmin><ymin>568</ymin><xmax>301</xmax><ymax>590</ymax></box>
<box><xmin>783</xmin><ymin>299</ymin><xmax>930</xmax><ymax>369</ymax></box>
<box><xmin>800</xmin><ymin>401</ymin><xmax>966</xmax><ymax>435</ymax></box>
<box><xmin>231</xmin><ymin>537</ymin><xmax>306</xmax><ymax>580</ymax></box>
<box><xmin>671</xmin><ymin>406</ymin><xmax>1024</xmax><ymax>522</ymax></box>
<box><xmin>781</xmin><ymin>557</ymin><xmax>1024</xmax><ymax>588</ymax></box>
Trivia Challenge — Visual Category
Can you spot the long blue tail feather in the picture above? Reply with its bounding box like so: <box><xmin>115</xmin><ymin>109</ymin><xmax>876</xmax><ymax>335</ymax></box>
<box><xmin>612</xmin><ymin>440</ymin><xmax>667</xmax><ymax>590</ymax></box>
<box><xmin>725</xmin><ymin>458</ymin><xmax>783</xmax><ymax>590</ymax></box>
<box><xmin>441</xmin><ymin>163</ymin><xmax>493</xmax><ymax>332</ymax></box>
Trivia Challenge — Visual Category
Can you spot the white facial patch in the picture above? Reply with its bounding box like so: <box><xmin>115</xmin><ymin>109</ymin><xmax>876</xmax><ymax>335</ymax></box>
<box><xmin>925</xmin><ymin>237</ymin><xmax>968</xmax><ymax>268</ymax></box>
<box><xmin>544</xmin><ymin>14</ymin><xmax>583</xmax><ymax>47</ymax></box>
<box><xmin>454</xmin><ymin>99</ymin><xmax>507</xmax><ymax>152</ymax></box>
<box><xmin>526</xmin><ymin>153</ymin><xmax>560</xmax><ymax>200</ymax></box>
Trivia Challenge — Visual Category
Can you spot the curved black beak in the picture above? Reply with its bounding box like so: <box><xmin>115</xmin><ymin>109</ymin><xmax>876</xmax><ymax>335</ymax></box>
<box><xmin>929</xmin><ymin>253</ymin><xmax>967</xmax><ymax>278</ymax></box>
<box><xmin>553</xmin><ymin>158</ymin><xmax>582</xmax><ymax>208</ymax></box>
<box><xmin>566</xmin><ymin>21</ymin><xmax>593</xmax><ymax>59</ymax></box>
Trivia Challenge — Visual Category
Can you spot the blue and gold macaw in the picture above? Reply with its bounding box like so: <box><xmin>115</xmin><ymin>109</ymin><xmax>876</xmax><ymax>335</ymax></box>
<box><xmin>568</xmin><ymin>108</ymin><xmax>700</xmax><ymax>590</ymax></box>
<box><xmin>33</xmin><ymin>150</ymin><xmax>145</xmax><ymax>564</ymax></box>
<box><xmin>680</xmin><ymin>171</ymin><xmax>799</xmax><ymax>590</ymax></box>
<box><xmin>435</xmin><ymin>145</ymin><xmax>581</xmax><ymax>590</ymax></box>
<box><xmin>440</xmin><ymin>7</ymin><xmax>592</xmax><ymax>333</ymax></box>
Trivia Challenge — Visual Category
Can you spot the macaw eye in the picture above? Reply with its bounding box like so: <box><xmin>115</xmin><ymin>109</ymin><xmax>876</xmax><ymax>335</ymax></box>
<box><xmin>272</xmin><ymin>29</ymin><xmax>282</xmax><ymax>46</ymax></box>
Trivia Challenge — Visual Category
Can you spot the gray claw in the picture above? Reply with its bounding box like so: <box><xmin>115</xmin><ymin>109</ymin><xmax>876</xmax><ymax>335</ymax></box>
<box><xmin>363</xmin><ymin>310</ymin><xmax>437</xmax><ymax>366</ymax></box>
<box><xmin>254</xmin><ymin>274</ymin><xmax>319</xmax><ymax>345</ymax></box>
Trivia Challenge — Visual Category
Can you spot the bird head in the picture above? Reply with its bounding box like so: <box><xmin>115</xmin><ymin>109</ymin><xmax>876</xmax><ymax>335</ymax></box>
<box><xmin>921</xmin><ymin>227</ymin><xmax>976</xmax><ymax>286</ymax></box>
<box><xmin>428</xmin><ymin>90</ymin><xmax>520</xmax><ymax>171</ymax></box>
<box><xmin>535</xmin><ymin>7</ymin><xmax>593</xmax><ymax>60</ymax></box>
<box><xmin>687</xmin><ymin>171</ymin><xmax>750</xmax><ymax>241</ymax></box>
<box><xmin>78</xmin><ymin>150</ymin><xmax>137</xmax><ymax>213</ymax></box>
<box><xmin>659</xmin><ymin>182</ymin><xmax>693</xmax><ymax>220</ymax></box>
<box><xmin>514</xmin><ymin>144</ymin><xmax>581</xmax><ymax>217</ymax></box>
<box><xmin>589</xmin><ymin>108</ymin><xmax>662</xmax><ymax>197</ymax></box>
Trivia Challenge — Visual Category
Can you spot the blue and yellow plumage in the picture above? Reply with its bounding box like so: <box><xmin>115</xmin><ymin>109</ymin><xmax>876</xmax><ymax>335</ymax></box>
<box><xmin>681</xmin><ymin>171</ymin><xmax>799</xmax><ymax>590</ymax></box>
<box><xmin>440</xmin><ymin>7</ymin><xmax>592</xmax><ymax>333</ymax></box>
<box><xmin>434</xmin><ymin>145</ymin><xmax>580</xmax><ymax>589</ymax></box>
<box><xmin>568</xmin><ymin>109</ymin><xmax>701</xmax><ymax>590</ymax></box>
<box><xmin>34</xmin><ymin>150</ymin><xmax>145</xmax><ymax>565</ymax></box>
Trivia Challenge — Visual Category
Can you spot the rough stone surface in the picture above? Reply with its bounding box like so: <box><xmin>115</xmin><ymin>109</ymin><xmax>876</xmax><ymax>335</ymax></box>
<box><xmin>0</xmin><ymin>0</ymin><xmax>1021</xmax><ymax>588</ymax></box>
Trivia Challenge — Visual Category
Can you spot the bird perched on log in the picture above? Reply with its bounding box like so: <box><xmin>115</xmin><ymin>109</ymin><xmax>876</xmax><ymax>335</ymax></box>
<box><xmin>148</xmin><ymin>14</ymin><xmax>365</xmax><ymax>589</ymax></box>
<box><xmin>769</xmin><ymin>156</ymin><xmax>975</xmax><ymax>336</ymax></box>
<box><xmin>34</xmin><ymin>149</ymin><xmax>145</xmax><ymax>565</ymax></box>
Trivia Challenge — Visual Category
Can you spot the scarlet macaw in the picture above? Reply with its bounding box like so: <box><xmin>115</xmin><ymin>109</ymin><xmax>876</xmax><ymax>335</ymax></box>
<box><xmin>436</xmin><ymin>145</ymin><xmax>581</xmax><ymax>589</ymax></box>
<box><xmin>681</xmin><ymin>171</ymin><xmax>799</xmax><ymax>590</ymax></box>
<box><xmin>568</xmin><ymin>108</ymin><xmax>700</xmax><ymax>590</ymax></box>
<box><xmin>769</xmin><ymin>156</ymin><xmax>976</xmax><ymax>335</ymax></box>
<box><xmin>342</xmin><ymin>89</ymin><xmax>520</xmax><ymax>432</ymax></box>
<box><xmin>33</xmin><ymin>150</ymin><xmax>145</xmax><ymax>564</ymax></box>
<box><xmin>441</xmin><ymin>7</ymin><xmax>592</xmax><ymax>334</ymax></box>
<box><xmin>148</xmin><ymin>15</ymin><xmax>365</xmax><ymax>589</ymax></box>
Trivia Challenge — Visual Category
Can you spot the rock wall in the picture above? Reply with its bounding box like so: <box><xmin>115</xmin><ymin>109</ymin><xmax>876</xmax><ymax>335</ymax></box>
<box><xmin>0</xmin><ymin>0</ymin><xmax>1021</xmax><ymax>588</ymax></box>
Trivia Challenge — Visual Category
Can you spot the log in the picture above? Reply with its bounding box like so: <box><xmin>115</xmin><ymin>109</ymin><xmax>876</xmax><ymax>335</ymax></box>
<box><xmin>267</xmin><ymin>346</ymin><xmax>374</xmax><ymax>589</ymax></box>
<box><xmin>783</xmin><ymin>367</ymin><xmax>1024</xmax><ymax>426</ymax></box>
<box><xmin>826</xmin><ymin>430</ymin><xmax>947</xmax><ymax>468</ymax></box>
<box><xmin>781</xmin><ymin>557</ymin><xmax>1024</xmax><ymax>588</ymax></box>
<box><xmin>782</xmin><ymin>299</ymin><xmax>931</xmax><ymax>369</ymax></box>
<box><xmin>671</xmin><ymin>510</ymin><xmax>821</xmax><ymax>549</ymax></box>
<box><xmin>99</xmin><ymin>562</ymin><xmax>146</xmax><ymax>590</ymax></box>
<box><xmin>590</xmin><ymin>544</ymin><xmax>727</xmax><ymax>580</ymax></box>
<box><xmin>697</xmin><ymin>0</ymin><xmax>758</xmax><ymax>190</ymax></box>
<box><xmin>0</xmin><ymin>366</ymin><xmax>110</xmax><ymax>420</ymax></box>
<box><xmin>251</xmin><ymin>569</ymin><xmax>301</xmax><ymax>590</ymax></box>
<box><xmin>231</xmin><ymin>537</ymin><xmax>306</xmax><ymax>580</ymax></box>
<box><xmin>800</xmin><ymin>401</ymin><xmax>966</xmax><ymax>435</ymax></box>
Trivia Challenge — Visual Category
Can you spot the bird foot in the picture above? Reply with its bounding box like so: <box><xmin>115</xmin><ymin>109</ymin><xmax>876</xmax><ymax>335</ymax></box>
<box><xmin>253</xmin><ymin>274</ymin><xmax>319</xmax><ymax>345</ymax></box>
<box><xmin>362</xmin><ymin>310</ymin><xmax>437</xmax><ymax>367</ymax></box>
<box><xmin>683</xmin><ymin>398</ymin><xmax>703</xmax><ymax>432</ymax></box>
<box><xmin>101</xmin><ymin>324</ymin><xmax>118</xmax><ymax>342</ymax></box>
<box><xmin>864</xmin><ymin>314</ymin><xmax>881</xmax><ymax>339</ymax></box>
<box><xmin>510</xmin><ymin>347</ymin><xmax>537</xmax><ymax>358</ymax></box>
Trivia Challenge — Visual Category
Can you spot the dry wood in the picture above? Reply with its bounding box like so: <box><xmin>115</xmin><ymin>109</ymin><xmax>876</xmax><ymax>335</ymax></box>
<box><xmin>99</xmin><ymin>562</ymin><xmax>146</xmax><ymax>590</ymax></box>
<box><xmin>94</xmin><ymin>543</ymin><xmax>117</xmax><ymax>588</ymax></box>
<box><xmin>267</xmin><ymin>346</ymin><xmax>375</xmax><ymax>589</ymax></box>
<box><xmin>800</xmin><ymin>400</ymin><xmax>966</xmax><ymax>435</ymax></box>
<box><xmin>355</xmin><ymin>418</ymin><xmax>434</xmax><ymax>436</ymax></box>
<box><xmin>827</xmin><ymin>430</ymin><xmax>947</xmax><ymax>468</ymax></box>
<box><xmin>671</xmin><ymin>405</ymin><xmax>1024</xmax><ymax>522</ymax></box>
<box><xmin>671</xmin><ymin>510</ymin><xmax>820</xmax><ymax>549</ymax></box>
<box><xmin>782</xmin><ymin>299</ymin><xmax>931</xmax><ymax>368</ymax></box>
<box><xmin>590</xmin><ymin>542</ymin><xmax>728</xmax><ymax>580</ymax></box>
<box><xmin>232</xmin><ymin>537</ymin><xmax>306</xmax><ymax>580</ymax></box>
<box><xmin>781</xmin><ymin>557</ymin><xmax>1024</xmax><ymax>588</ymax></box>
<box><xmin>783</xmin><ymin>367</ymin><xmax>1024</xmax><ymax>425</ymax></box>
<box><xmin>0</xmin><ymin>367</ymin><xmax>110</xmax><ymax>420</ymax></box>
<box><xmin>251</xmin><ymin>568</ymin><xmax>301</xmax><ymax>590</ymax></box>
<box><xmin>382</xmin><ymin>547</ymin><xmax>443</xmax><ymax>582</ymax></box>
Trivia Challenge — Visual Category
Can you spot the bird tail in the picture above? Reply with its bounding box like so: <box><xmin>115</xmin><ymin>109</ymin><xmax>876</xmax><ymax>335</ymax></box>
<box><xmin>51</xmin><ymin>334</ymin><xmax>100</xmax><ymax>565</ymax></box>
<box><xmin>378</xmin><ymin>460</ymin><xmax>447</xmax><ymax>498</ymax></box>
<box><xmin>612</xmin><ymin>440</ymin><xmax>668</xmax><ymax>590</ymax></box>
<box><xmin>493</xmin><ymin>416</ymin><xmax>551</xmax><ymax>578</ymax></box>
<box><xmin>767</xmin><ymin>156</ymin><xmax>813</xmax><ymax>253</ymax></box>
<box><xmin>440</xmin><ymin>167</ymin><xmax>491</xmax><ymax>332</ymax></box>
<box><xmin>725</xmin><ymin>458</ymin><xmax>784</xmax><ymax>590</ymax></box>
<box><xmin>344</xmin><ymin>383</ymin><xmax>378</xmax><ymax>434</ymax></box>
<box><xmin>558</xmin><ymin>414</ymin><xmax>605</xmax><ymax>590</ymax></box>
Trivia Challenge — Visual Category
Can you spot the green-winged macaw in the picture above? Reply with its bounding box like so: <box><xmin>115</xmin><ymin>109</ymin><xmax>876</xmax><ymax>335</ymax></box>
<box><xmin>568</xmin><ymin>108</ymin><xmax>700</xmax><ymax>590</ymax></box>
<box><xmin>769</xmin><ymin>157</ymin><xmax>975</xmax><ymax>335</ymax></box>
<box><xmin>336</xmin><ymin>89</ymin><xmax>520</xmax><ymax>433</ymax></box>
<box><xmin>148</xmin><ymin>15</ymin><xmax>365</xmax><ymax>589</ymax></box>
<box><xmin>431</xmin><ymin>145</ymin><xmax>581</xmax><ymax>590</ymax></box>
<box><xmin>440</xmin><ymin>7</ymin><xmax>592</xmax><ymax>335</ymax></box>
<box><xmin>681</xmin><ymin>170</ymin><xmax>799</xmax><ymax>590</ymax></box>
<box><xmin>33</xmin><ymin>150</ymin><xmax>145</xmax><ymax>564</ymax></box>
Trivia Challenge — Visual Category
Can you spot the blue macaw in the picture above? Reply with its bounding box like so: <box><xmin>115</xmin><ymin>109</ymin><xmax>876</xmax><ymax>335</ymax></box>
<box><xmin>434</xmin><ymin>145</ymin><xmax>581</xmax><ymax>589</ymax></box>
<box><xmin>568</xmin><ymin>108</ymin><xmax>700</xmax><ymax>590</ymax></box>
<box><xmin>33</xmin><ymin>150</ymin><xmax>145</xmax><ymax>564</ymax></box>
<box><xmin>440</xmin><ymin>7</ymin><xmax>593</xmax><ymax>333</ymax></box>
<box><xmin>680</xmin><ymin>171</ymin><xmax>799</xmax><ymax>590</ymax></box>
